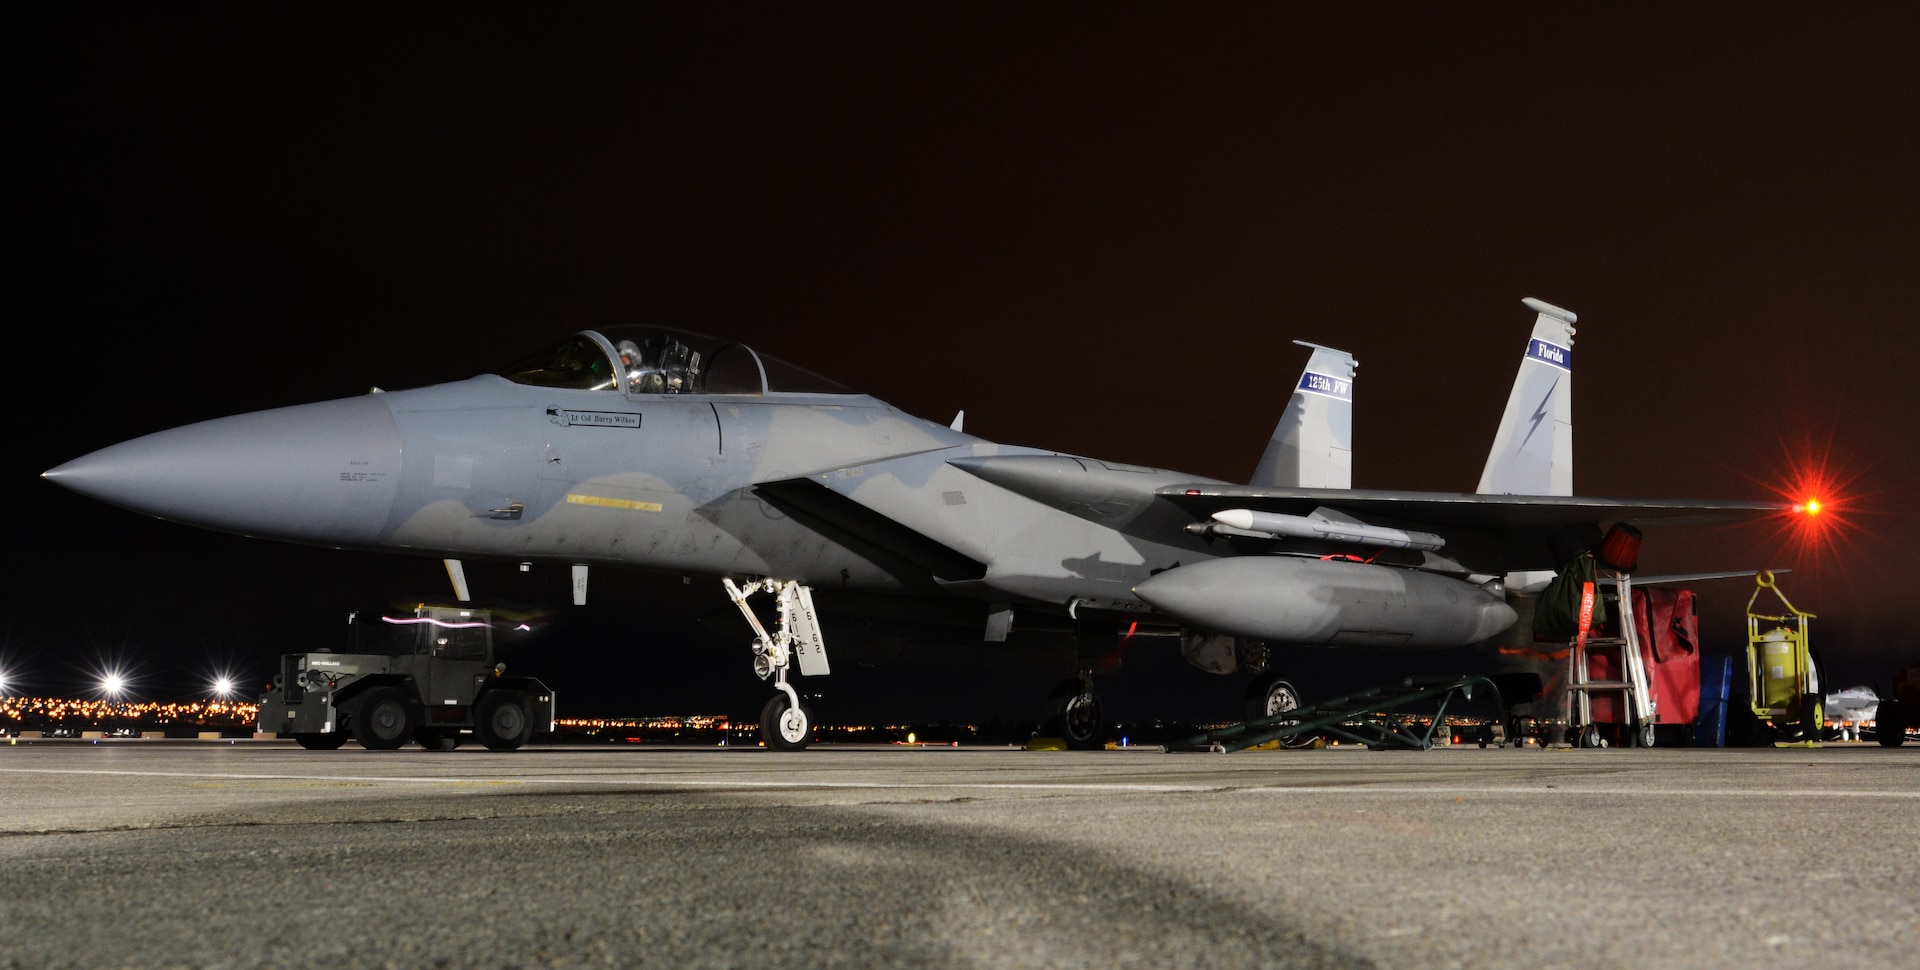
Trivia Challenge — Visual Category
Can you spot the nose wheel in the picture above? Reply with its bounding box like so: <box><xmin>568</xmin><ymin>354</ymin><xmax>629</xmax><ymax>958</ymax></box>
<box><xmin>761</xmin><ymin>689</ymin><xmax>814</xmax><ymax>751</ymax></box>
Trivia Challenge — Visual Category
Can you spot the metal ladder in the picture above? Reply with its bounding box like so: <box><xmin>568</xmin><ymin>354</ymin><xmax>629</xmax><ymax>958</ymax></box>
<box><xmin>1567</xmin><ymin>572</ymin><xmax>1655</xmax><ymax>747</ymax></box>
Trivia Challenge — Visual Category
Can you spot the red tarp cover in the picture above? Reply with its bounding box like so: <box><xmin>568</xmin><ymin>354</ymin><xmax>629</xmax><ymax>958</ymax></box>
<box><xmin>1586</xmin><ymin>587</ymin><xmax>1701</xmax><ymax>724</ymax></box>
<box><xmin>1636</xmin><ymin>587</ymin><xmax>1702</xmax><ymax>723</ymax></box>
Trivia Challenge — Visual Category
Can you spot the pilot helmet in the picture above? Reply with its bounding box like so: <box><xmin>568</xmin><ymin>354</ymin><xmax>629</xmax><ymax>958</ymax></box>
<box><xmin>615</xmin><ymin>339</ymin><xmax>643</xmax><ymax>369</ymax></box>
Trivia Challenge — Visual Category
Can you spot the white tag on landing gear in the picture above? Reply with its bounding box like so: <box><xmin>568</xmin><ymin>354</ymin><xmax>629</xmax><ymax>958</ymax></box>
<box><xmin>791</xmin><ymin>584</ymin><xmax>831</xmax><ymax>677</ymax></box>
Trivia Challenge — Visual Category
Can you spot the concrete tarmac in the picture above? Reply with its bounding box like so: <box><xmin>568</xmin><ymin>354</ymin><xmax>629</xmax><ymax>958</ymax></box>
<box><xmin>1</xmin><ymin>742</ymin><xmax>1916</xmax><ymax>969</ymax></box>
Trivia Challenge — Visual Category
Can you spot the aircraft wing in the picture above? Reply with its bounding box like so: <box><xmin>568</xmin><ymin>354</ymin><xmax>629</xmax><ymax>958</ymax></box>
<box><xmin>1158</xmin><ymin>484</ymin><xmax>1785</xmax><ymax>530</ymax></box>
<box><xmin>944</xmin><ymin>455</ymin><xmax>1783</xmax><ymax>534</ymax></box>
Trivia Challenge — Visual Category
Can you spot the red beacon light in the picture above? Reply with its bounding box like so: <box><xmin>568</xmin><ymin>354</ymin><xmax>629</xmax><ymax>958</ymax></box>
<box><xmin>1754</xmin><ymin>428</ymin><xmax>1876</xmax><ymax>570</ymax></box>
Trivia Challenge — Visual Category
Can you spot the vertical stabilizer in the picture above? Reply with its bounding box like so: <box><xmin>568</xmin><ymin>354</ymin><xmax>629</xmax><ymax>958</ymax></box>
<box><xmin>1251</xmin><ymin>341</ymin><xmax>1355</xmax><ymax>488</ymax></box>
<box><xmin>1477</xmin><ymin>298</ymin><xmax>1576</xmax><ymax>496</ymax></box>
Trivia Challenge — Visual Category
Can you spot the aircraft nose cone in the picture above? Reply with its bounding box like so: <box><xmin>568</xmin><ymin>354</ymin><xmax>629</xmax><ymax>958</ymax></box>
<box><xmin>44</xmin><ymin>395</ymin><xmax>403</xmax><ymax>546</ymax></box>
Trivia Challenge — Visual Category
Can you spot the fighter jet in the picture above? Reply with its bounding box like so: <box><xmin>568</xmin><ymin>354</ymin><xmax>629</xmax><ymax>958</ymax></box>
<box><xmin>44</xmin><ymin>299</ymin><xmax>1780</xmax><ymax>748</ymax></box>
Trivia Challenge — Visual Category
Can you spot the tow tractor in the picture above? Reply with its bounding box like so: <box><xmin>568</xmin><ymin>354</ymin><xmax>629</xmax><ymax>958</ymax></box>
<box><xmin>259</xmin><ymin>605</ymin><xmax>555</xmax><ymax>751</ymax></box>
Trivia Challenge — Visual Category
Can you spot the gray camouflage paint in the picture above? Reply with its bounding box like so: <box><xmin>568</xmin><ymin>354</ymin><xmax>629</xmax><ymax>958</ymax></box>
<box><xmin>45</xmin><ymin>304</ymin><xmax>1777</xmax><ymax>657</ymax></box>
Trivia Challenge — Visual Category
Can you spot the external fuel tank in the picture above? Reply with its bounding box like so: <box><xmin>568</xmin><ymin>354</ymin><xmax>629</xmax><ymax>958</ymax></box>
<box><xmin>1132</xmin><ymin>556</ymin><xmax>1516</xmax><ymax>648</ymax></box>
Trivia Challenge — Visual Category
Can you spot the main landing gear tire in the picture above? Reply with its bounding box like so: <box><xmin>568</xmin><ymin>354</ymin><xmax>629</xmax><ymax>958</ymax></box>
<box><xmin>761</xmin><ymin>693</ymin><xmax>814</xmax><ymax>751</ymax></box>
<box><xmin>294</xmin><ymin>731</ymin><xmax>348</xmax><ymax>751</ymax></box>
<box><xmin>1044</xmin><ymin>679</ymin><xmax>1105</xmax><ymax>750</ymax></box>
<box><xmin>1244</xmin><ymin>673</ymin><xmax>1302</xmax><ymax>724</ymax></box>
<box><xmin>352</xmin><ymin>687</ymin><xmax>417</xmax><ymax>751</ymax></box>
<box><xmin>475</xmin><ymin>691</ymin><xmax>532</xmax><ymax>751</ymax></box>
<box><xmin>1244</xmin><ymin>673</ymin><xmax>1314</xmax><ymax>748</ymax></box>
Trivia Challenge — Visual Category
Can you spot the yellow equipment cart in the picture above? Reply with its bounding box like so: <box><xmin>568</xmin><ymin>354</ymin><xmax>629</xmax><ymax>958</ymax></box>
<box><xmin>1745</xmin><ymin>571</ymin><xmax>1822</xmax><ymax>746</ymax></box>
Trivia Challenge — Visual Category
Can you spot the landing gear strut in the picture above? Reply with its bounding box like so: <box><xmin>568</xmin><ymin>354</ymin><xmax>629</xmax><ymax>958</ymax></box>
<box><xmin>724</xmin><ymin>578</ymin><xmax>829</xmax><ymax>751</ymax></box>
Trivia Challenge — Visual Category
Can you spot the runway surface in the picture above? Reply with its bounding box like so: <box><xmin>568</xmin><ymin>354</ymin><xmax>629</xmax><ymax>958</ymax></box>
<box><xmin>2</xmin><ymin>742</ymin><xmax>1916</xmax><ymax>969</ymax></box>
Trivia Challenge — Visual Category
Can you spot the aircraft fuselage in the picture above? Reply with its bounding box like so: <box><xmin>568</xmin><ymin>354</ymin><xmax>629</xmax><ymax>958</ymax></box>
<box><xmin>48</xmin><ymin>372</ymin><xmax>1244</xmax><ymax>615</ymax></box>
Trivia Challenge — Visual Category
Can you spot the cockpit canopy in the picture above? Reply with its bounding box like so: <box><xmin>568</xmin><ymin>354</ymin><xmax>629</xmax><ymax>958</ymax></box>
<box><xmin>494</xmin><ymin>327</ymin><xmax>851</xmax><ymax>396</ymax></box>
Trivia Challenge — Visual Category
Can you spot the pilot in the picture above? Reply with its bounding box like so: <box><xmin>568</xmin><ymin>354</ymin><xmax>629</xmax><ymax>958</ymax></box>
<box><xmin>618</xmin><ymin>338</ymin><xmax>669</xmax><ymax>394</ymax></box>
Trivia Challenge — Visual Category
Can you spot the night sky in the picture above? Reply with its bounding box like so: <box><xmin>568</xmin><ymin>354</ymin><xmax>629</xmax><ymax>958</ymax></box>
<box><xmin>8</xmin><ymin>5</ymin><xmax>1917</xmax><ymax>723</ymax></box>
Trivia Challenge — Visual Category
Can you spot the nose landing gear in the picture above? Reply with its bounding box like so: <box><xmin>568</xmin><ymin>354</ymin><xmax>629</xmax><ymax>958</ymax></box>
<box><xmin>724</xmin><ymin>577</ymin><xmax>830</xmax><ymax>751</ymax></box>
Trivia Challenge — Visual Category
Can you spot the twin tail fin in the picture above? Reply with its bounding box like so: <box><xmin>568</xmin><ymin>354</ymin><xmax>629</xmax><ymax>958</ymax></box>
<box><xmin>1477</xmin><ymin>297</ymin><xmax>1577</xmax><ymax>496</ymax></box>
<box><xmin>1251</xmin><ymin>341</ymin><xmax>1356</xmax><ymax>489</ymax></box>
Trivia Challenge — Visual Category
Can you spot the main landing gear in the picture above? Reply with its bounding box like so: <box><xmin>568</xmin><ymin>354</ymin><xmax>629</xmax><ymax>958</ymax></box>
<box><xmin>1244</xmin><ymin>672</ymin><xmax>1302</xmax><ymax>723</ymax></box>
<box><xmin>1044</xmin><ymin>672</ymin><xmax>1105</xmax><ymax>749</ymax></box>
<box><xmin>724</xmin><ymin>578</ymin><xmax>830</xmax><ymax>751</ymax></box>
<box><xmin>1244</xmin><ymin>671</ymin><xmax>1317</xmax><ymax>748</ymax></box>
